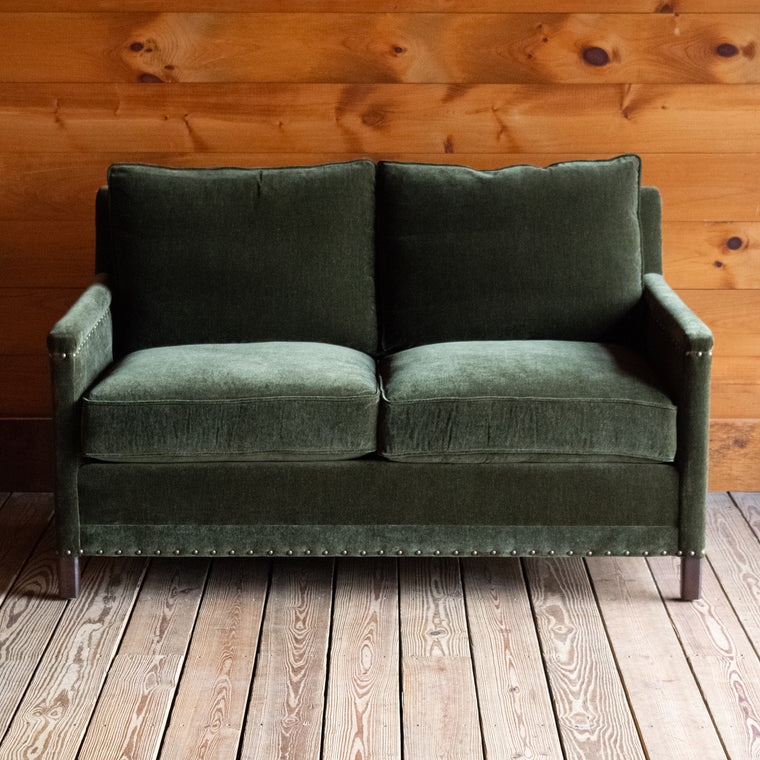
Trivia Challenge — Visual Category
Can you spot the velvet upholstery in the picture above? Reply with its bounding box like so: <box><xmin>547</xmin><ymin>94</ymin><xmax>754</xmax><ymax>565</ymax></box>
<box><xmin>106</xmin><ymin>161</ymin><xmax>378</xmax><ymax>357</ymax></box>
<box><xmin>378</xmin><ymin>340</ymin><xmax>676</xmax><ymax>463</ymax></box>
<box><xmin>377</xmin><ymin>155</ymin><xmax>643</xmax><ymax>352</ymax></box>
<box><xmin>48</xmin><ymin>157</ymin><xmax>713</xmax><ymax>602</ymax></box>
<box><xmin>82</xmin><ymin>342</ymin><xmax>379</xmax><ymax>462</ymax></box>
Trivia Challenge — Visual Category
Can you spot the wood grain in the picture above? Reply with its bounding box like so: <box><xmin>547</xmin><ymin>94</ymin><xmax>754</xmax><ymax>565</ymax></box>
<box><xmin>0</xmin><ymin>492</ymin><xmax>51</xmax><ymax>603</ymax></box>
<box><xmin>0</xmin><ymin>288</ymin><xmax>84</xmax><ymax>355</ymax></box>
<box><xmin>704</xmin><ymin>492</ymin><xmax>760</xmax><ymax>650</ymax></box>
<box><xmin>241</xmin><ymin>559</ymin><xmax>333</xmax><ymax>760</ymax></box>
<box><xmin>77</xmin><ymin>558</ymin><xmax>209</xmax><ymax>760</ymax></box>
<box><xmin>676</xmin><ymin>289</ymin><xmax>760</xmax><ymax>358</ymax></box>
<box><xmin>733</xmin><ymin>491</ymin><xmax>760</xmax><ymax>536</ymax></box>
<box><xmin>0</xmin><ymin>557</ymin><xmax>146</xmax><ymax>760</ymax></box>
<box><xmin>524</xmin><ymin>557</ymin><xmax>647</xmax><ymax>760</ymax></box>
<box><xmin>586</xmin><ymin>556</ymin><xmax>727</xmax><ymax>760</ymax></box>
<box><xmin>710</xmin><ymin>420</ymin><xmax>760</xmax><ymax>492</ymax></box>
<box><xmin>1</xmin><ymin>13</ymin><xmax>757</xmax><ymax>84</ymax></box>
<box><xmin>1</xmin><ymin>220</ymin><xmax>95</xmax><ymax>288</ymax></box>
<box><xmin>160</xmin><ymin>559</ymin><xmax>268</xmax><ymax>760</ymax></box>
<box><xmin>663</xmin><ymin>221</ymin><xmax>760</xmax><ymax>289</ymax></box>
<box><xmin>461</xmin><ymin>558</ymin><xmax>563</xmax><ymax>760</ymax></box>
<box><xmin>0</xmin><ymin>84</ymin><xmax>758</xmax><ymax>155</ymax></box>
<box><xmin>650</xmin><ymin>554</ymin><xmax>760</xmax><ymax>760</ymax></box>
<box><xmin>0</xmin><ymin>2</ymin><xmax>758</xmax><ymax>15</ymax></box>
<box><xmin>2</xmin><ymin>152</ymin><xmax>759</xmax><ymax>223</ymax></box>
<box><xmin>323</xmin><ymin>559</ymin><xmax>401</xmax><ymax>760</ymax></box>
<box><xmin>399</xmin><ymin>558</ymin><xmax>483</xmax><ymax>760</ymax></box>
<box><xmin>0</xmin><ymin>527</ymin><xmax>67</xmax><ymax>737</ymax></box>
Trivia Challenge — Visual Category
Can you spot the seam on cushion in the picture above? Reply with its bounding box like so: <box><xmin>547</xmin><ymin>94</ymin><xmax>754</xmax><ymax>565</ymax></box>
<box><xmin>380</xmin><ymin>447</ymin><xmax>673</xmax><ymax>460</ymax></box>
<box><xmin>381</xmin><ymin>395</ymin><xmax>675</xmax><ymax>410</ymax></box>
<box><xmin>85</xmin><ymin>447</ymin><xmax>373</xmax><ymax>459</ymax></box>
<box><xmin>84</xmin><ymin>391</ymin><xmax>381</xmax><ymax>405</ymax></box>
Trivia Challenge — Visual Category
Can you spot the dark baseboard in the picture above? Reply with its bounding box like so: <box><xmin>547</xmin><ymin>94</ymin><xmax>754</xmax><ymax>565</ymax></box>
<box><xmin>0</xmin><ymin>419</ymin><xmax>53</xmax><ymax>492</ymax></box>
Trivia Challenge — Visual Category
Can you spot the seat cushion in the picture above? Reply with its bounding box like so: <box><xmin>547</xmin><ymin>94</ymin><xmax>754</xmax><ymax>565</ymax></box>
<box><xmin>377</xmin><ymin>155</ymin><xmax>643</xmax><ymax>352</ymax></box>
<box><xmin>82</xmin><ymin>342</ymin><xmax>379</xmax><ymax>462</ymax></box>
<box><xmin>378</xmin><ymin>341</ymin><xmax>676</xmax><ymax>463</ymax></box>
<box><xmin>105</xmin><ymin>160</ymin><xmax>377</xmax><ymax>356</ymax></box>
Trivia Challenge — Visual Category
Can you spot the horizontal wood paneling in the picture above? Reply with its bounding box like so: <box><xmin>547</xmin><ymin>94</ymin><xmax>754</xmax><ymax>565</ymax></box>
<box><xmin>1</xmin><ymin>84</ymin><xmax>757</xmax><ymax>154</ymax></box>
<box><xmin>1</xmin><ymin>14</ymin><xmax>758</xmax><ymax>84</ymax></box>
<box><xmin>2</xmin><ymin>152</ymin><xmax>759</xmax><ymax>222</ymax></box>
<box><xmin>0</xmin><ymin>1</ymin><xmax>757</xmax><ymax>13</ymax></box>
<box><xmin>663</xmin><ymin>221</ymin><xmax>760</xmax><ymax>289</ymax></box>
<box><xmin>1</xmin><ymin>6</ymin><xmax>757</xmax><ymax>489</ymax></box>
<box><xmin>709</xmin><ymin>420</ymin><xmax>760</xmax><ymax>492</ymax></box>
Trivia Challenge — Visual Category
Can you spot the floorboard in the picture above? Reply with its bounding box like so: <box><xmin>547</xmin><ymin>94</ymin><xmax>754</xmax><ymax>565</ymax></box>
<box><xmin>0</xmin><ymin>492</ymin><xmax>758</xmax><ymax>760</ymax></box>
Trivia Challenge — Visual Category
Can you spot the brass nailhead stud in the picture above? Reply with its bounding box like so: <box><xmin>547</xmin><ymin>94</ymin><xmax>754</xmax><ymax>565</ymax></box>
<box><xmin>304</xmin><ymin>550</ymin><xmax>311</xmax><ymax>555</ymax></box>
<box><xmin>490</xmin><ymin>550</ymin><xmax>497</xmax><ymax>555</ymax></box>
<box><xmin>567</xmin><ymin>550</ymin><xmax>574</xmax><ymax>556</ymax></box>
<box><xmin>322</xmin><ymin>550</ymin><xmax>329</xmax><ymax>556</ymax></box>
<box><xmin>115</xmin><ymin>550</ymin><xmax>123</xmax><ymax>555</ymax></box>
<box><xmin>453</xmin><ymin>550</ymin><xmax>460</xmax><ymax>556</ymax></box>
<box><xmin>359</xmin><ymin>550</ymin><xmax>367</xmax><ymax>556</ymax></box>
<box><xmin>548</xmin><ymin>550</ymin><xmax>555</xmax><ymax>556</ymax></box>
<box><xmin>415</xmin><ymin>550</ymin><xmax>422</xmax><ymax>555</ymax></box>
<box><xmin>472</xmin><ymin>550</ymin><xmax>479</xmax><ymax>556</ymax></box>
<box><xmin>689</xmin><ymin>550</ymin><xmax>696</xmax><ymax>557</ymax></box>
<box><xmin>155</xmin><ymin>550</ymin><xmax>162</xmax><ymax>555</ymax></box>
<box><xmin>229</xmin><ymin>550</ymin><xmax>236</xmax><ymax>556</ymax></box>
<box><xmin>623</xmin><ymin>551</ymin><xmax>630</xmax><ymax>556</ymax></box>
<box><xmin>642</xmin><ymin>551</ymin><xmax>649</xmax><ymax>556</ymax></box>
<box><xmin>210</xmin><ymin>550</ymin><xmax>217</xmax><ymax>556</ymax></box>
<box><xmin>267</xmin><ymin>550</ymin><xmax>274</xmax><ymax>556</ymax></box>
<box><xmin>192</xmin><ymin>549</ymin><xmax>199</xmax><ymax>555</ymax></box>
<box><xmin>342</xmin><ymin>550</ymin><xmax>348</xmax><ymax>555</ymax></box>
<box><xmin>97</xmin><ymin>549</ymin><xmax>104</xmax><ymax>555</ymax></box>
<box><xmin>378</xmin><ymin>550</ymin><xmax>384</xmax><ymax>555</ymax></box>
<box><xmin>174</xmin><ymin>550</ymin><xmax>181</xmax><ymax>555</ymax></box>
<box><xmin>135</xmin><ymin>550</ymin><xmax>142</xmax><ymax>555</ymax></box>
<box><xmin>511</xmin><ymin>550</ymin><xmax>518</xmax><ymax>556</ymax></box>
<box><xmin>248</xmin><ymin>550</ymin><xmax>255</xmax><ymax>555</ymax></box>
<box><xmin>397</xmin><ymin>550</ymin><xmax>404</xmax><ymax>555</ymax></box>
<box><xmin>529</xmin><ymin>550</ymin><xmax>537</xmax><ymax>556</ymax></box>
<box><xmin>65</xmin><ymin>550</ymin><xmax>72</xmax><ymax>556</ymax></box>
<box><xmin>677</xmin><ymin>550</ymin><xmax>683</xmax><ymax>556</ymax></box>
<box><xmin>434</xmin><ymin>550</ymin><xmax>441</xmax><ymax>555</ymax></box>
<box><xmin>287</xmin><ymin>550</ymin><xmax>294</xmax><ymax>555</ymax></box>
<box><xmin>587</xmin><ymin>551</ymin><xmax>593</xmax><ymax>556</ymax></box>
<box><xmin>661</xmin><ymin>550</ymin><xmax>668</xmax><ymax>556</ymax></box>
<box><xmin>605</xmin><ymin>551</ymin><xmax>612</xmax><ymax>556</ymax></box>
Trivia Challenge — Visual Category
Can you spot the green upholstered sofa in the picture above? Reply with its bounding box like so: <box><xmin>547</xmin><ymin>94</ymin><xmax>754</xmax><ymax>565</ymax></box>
<box><xmin>48</xmin><ymin>155</ymin><xmax>712</xmax><ymax>601</ymax></box>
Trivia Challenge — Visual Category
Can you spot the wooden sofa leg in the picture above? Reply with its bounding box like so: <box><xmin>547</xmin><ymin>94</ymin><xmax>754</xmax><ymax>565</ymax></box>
<box><xmin>59</xmin><ymin>555</ymin><xmax>80</xmax><ymax>599</ymax></box>
<box><xmin>680</xmin><ymin>556</ymin><xmax>703</xmax><ymax>601</ymax></box>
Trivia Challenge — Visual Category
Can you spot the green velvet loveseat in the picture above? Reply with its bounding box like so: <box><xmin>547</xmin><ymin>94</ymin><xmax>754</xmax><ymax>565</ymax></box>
<box><xmin>48</xmin><ymin>155</ymin><xmax>712</xmax><ymax>601</ymax></box>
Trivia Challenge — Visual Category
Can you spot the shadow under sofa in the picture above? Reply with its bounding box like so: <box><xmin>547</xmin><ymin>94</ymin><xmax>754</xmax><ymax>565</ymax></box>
<box><xmin>48</xmin><ymin>155</ymin><xmax>713</xmax><ymax>601</ymax></box>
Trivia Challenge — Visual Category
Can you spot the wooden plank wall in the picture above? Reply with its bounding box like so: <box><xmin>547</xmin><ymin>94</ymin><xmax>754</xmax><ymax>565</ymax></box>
<box><xmin>0</xmin><ymin>0</ymin><xmax>758</xmax><ymax>490</ymax></box>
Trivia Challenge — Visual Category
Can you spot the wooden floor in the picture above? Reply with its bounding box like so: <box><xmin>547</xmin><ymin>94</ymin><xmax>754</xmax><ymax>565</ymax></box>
<box><xmin>1</xmin><ymin>493</ymin><xmax>760</xmax><ymax>759</ymax></box>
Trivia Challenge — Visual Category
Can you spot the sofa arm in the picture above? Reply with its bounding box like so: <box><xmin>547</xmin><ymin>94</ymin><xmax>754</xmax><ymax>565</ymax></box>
<box><xmin>48</xmin><ymin>279</ymin><xmax>114</xmax><ymax>556</ymax></box>
<box><xmin>641</xmin><ymin>273</ymin><xmax>712</xmax><ymax>557</ymax></box>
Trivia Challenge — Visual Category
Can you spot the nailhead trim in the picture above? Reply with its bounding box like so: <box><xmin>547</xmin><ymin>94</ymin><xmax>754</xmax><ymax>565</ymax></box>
<box><xmin>75</xmin><ymin>548</ymin><xmax>695</xmax><ymax>558</ymax></box>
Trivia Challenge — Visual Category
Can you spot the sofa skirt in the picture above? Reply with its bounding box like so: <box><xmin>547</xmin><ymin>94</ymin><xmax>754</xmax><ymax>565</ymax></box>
<box><xmin>74</xmin><ymin>459</ymin><xmax>682</xmax><ymax>559</ymax></box>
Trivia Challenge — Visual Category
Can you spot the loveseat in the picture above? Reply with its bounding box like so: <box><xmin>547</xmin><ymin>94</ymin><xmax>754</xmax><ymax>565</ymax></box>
<box><xmin>48</xmin><ymin>155</ymin><xmax>712</xmax><ymax>601</ymax></box>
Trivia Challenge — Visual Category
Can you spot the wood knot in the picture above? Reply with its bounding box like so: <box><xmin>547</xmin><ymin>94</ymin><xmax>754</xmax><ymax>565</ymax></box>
<box><xmin>391</xmin><ymin>45</ymin><xmax>406</xmax><ymax>55</ymax></box>
<box><xmin>582</xmin><ymin>47</ymin><xmax>610</xmax><ymax>67</ymax></box>
<box><xmin>129</xmin><ymin>42</ymin><xmax>144</xmax><ymax>52</ymax></box>
<box><xmin>139</xmin><ymin>72</ymin><xmax>163</xmax><ymax>83</ymax></box>
<box><xmin>726</xmin><ymin>236</ymin><xmax>743</xmax><ymax>250</ymax></box>
<box><xmin>716</xmin><ymin>43</ymin><xmax>739</xmax><ymax>58</ymax></box>
<box><xmin>656</xmin><ymin>2</ymin><xmax>674</xmax><ymax>12</ymax></box>
<box><xmin>361</xmin><ymin>108</ymin><xmax>386</xmax><ymax>128</ymax></box>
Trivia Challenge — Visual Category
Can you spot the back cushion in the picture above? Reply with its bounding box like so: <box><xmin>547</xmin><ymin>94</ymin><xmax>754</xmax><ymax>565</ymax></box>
<box><xmin>107</xmin><ymin>161</ymin><xmax>377</xmax><ymax>356</ymax></box>
<box><xmin>377</xmin><ymin>155</ymin><xmax>643</xmax><ymax>353</ymax></box>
